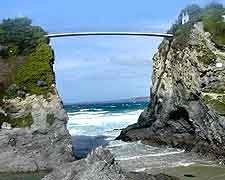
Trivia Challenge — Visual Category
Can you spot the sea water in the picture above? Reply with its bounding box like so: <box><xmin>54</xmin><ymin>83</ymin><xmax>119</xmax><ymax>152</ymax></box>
<box><xmin>65</xmin><ymin>101</ymin><xmax>215</xmax><ymax>174</ymax></box>
<box><xmin>65</xmin><ymin>101</ymin><xmax>147</xmax><ymax>158</ymax></box>
<box><xmin>5</xmin><ymin>101</ymin><xmax>225</xmax><ymax>179</ymax></box>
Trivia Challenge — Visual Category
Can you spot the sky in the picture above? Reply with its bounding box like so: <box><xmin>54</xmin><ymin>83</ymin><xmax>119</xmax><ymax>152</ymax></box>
<box><xmin>0</xmin><ymin>0</ymin><xmax>224</xmax><ymax>103</ymax></box>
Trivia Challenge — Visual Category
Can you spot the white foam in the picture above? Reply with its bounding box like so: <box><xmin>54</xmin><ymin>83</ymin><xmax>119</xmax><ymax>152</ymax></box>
<box><xmin>133</xmin><ymin>168</ymin><xmax>146</xmax><ymax>172</ymax></box>
<box><xmin>115</xmin><ymin>151</ymin><xmax>184</xmax><ymax>161</ymax></box>
<box><xmin>173</xmin><ymin>161</ymin><xmax>196</xmax><ymax>167</ymax></box>
<box><xmin>79</xmin><ymin>109</ymin><xmax>90</xmax><ymax>112</ymax></box>
<box><xmin>67</xmin><ymin>128</ymin><xmax>87</xmax><ymax>135</ymax></box>
<box><xmin>68</xmin><ymin>111</ymin><xmax>108</xmax><ymax>116</ymax></box>
<box><xmin>107</xmin><ymin>142</ymin><xmax>127</xmax><ymax>148</ymax></box>
<box><xmin>91</xmin><ymin>108</ymin><xmax>104</xmax><ymax>111</ymax></box>
<box><xmin>67</xmin><ymin>109</ymin><xmax>142</xmax><ymax>136</ymax></box>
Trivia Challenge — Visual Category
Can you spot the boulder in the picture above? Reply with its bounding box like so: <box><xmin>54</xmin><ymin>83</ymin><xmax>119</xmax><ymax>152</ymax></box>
<box><xmin>42</xmin><ymin>147</ymin><xmax>179</xmax><ymax>180</ymax></box>
<box><xmin>0</xmin><ymin>93</ymin><xmax>74</xmax><ymax>172</ymax></box>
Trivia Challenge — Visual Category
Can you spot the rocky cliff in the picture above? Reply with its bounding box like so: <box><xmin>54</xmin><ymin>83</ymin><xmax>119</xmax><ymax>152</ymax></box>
<box><xmin>117</xmin><ymin>4</ymin><xmax>225</xmax><ymax>158</ymax></box>
<box><xmin>0</xmin><ymin>18</ymin><xmax>73</xmax><ymax>172</ymax></box>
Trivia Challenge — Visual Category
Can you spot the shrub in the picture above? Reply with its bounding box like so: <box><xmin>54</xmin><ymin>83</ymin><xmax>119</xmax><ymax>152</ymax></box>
<box><xmin>0</xmin><ymin>17</ymin><xmax>47</xmax><ymax>56</ymax></box>
<box><xmin>47</xmin><ymin>114</ymin><xmax>55</xmax><ymax>126</ymax></box>
<box><xmin>168</xmin><ymin>3</ymin><xmax>225</xmax><ymax>48</ymax></box>
<box><xmin>14</xmin><ymin>42</ymin><xmax>54</xmax><ymax>96</ymax></box>
<box><xmin>0</xmin><ymin>17</ymin><xmax>54</xmax><ymax>98</ymax></box>
<box><xmin>202</xmin><ymin>3</ymin><xmax>225</xmax><ymax>46</ymax></box>
<box><xmin>0</xmin><ymin>113</ymin><xmax>33</xmax><ymax>128</ymax></box>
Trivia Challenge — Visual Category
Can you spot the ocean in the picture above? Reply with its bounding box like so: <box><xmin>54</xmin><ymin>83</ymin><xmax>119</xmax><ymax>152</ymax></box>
<box><xmin>3</xmin><ymin>101</ymin><xmax>225</xmax><ymax>180</ymax></box>
<box><xmin>65</xmin><ymin>101</ymin><xmax>147</xmax><ymax>158</ymax></box>
<box><xmin>65</xmin><ymin>101</ymin><xmax>216</xmax><ymax>174</ymax></box>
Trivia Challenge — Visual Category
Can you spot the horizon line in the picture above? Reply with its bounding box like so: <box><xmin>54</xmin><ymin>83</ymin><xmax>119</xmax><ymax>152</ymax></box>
<box><xmin>63</xmin><ymin>96</ymin><xmax>150</xmax><ymax>105</ymax></box>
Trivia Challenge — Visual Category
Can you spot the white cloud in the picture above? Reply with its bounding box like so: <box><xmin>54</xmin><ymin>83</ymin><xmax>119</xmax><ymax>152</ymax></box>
<box><xmin>52</xmin><ymin>35</ymin><xmax>161</xmax><ymax>72</ymax></box>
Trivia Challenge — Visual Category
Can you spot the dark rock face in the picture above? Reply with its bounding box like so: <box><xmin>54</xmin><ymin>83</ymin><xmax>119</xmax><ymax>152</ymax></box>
<box><xmin>117</xmin><ymin>22</ymin><xmax>225</xmax><ymax>158</ymax></box>
<box><xmin>42</xmin><ymin>147</ymin><xmax>179</xmax><ymax>180</ymax></box>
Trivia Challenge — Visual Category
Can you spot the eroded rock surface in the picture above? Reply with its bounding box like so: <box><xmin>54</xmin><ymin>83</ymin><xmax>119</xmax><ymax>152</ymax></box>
<box><xmin>0</xmin><ymin>91</ymin><xmax>73</xmax><ymax>172</ymax></box>
<box><xmin>117</xmin><ymin>22</ymin><xmax>225</xmax><ymax>158</ymax></box>
<box><xmin>42</xmin><ymin>147</ymin><xmax>179</xmax><ymax>180</ymax></box>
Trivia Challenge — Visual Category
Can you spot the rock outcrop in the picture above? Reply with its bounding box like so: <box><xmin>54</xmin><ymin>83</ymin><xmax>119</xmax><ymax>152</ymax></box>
<box><xmin>42</xmin><ymin>147</ymin><xmax>179</xmax><ymax>180</ymax></box>
<box><xmin>0</xmin><ymin>92</ymin><xmax>73</xmax><ymax>172</ymax></box>
<box><xmin>117</xmin><ymin>22</ymin><xmax>225</xmax><ymax>158</ymax></box>
<box><xmin>0</xmin><ymin>17</ymin><xmax>73</xmax><ymax>172</ymax></box>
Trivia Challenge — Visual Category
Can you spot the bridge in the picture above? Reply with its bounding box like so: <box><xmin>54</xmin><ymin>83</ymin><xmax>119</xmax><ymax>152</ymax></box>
<box><xmin>46</xmin><ymin>32</ymin><xmax>173</xmax><ymax>38</ymax></box>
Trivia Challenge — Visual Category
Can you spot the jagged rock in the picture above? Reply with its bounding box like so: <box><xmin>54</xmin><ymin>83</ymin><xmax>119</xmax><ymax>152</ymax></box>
<box><xmin>0</xmin><ymin>93</ymin><xmax>74</xmax><ymax>173</ymax></box>
<box><xmin>42</xmin><ymin>147</ymin><xmax>179</xmax><ymax>180</ymax></box>
<box><xmin>117</xmin><ymin>22</ymin><xmax>225</xmax><ymax>158</ymax></box>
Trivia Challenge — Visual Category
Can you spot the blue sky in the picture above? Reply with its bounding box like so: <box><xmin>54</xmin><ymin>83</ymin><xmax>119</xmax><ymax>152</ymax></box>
<box><xmin>0</xmin><ymin>0</ymin><xmax>224</xmax><ymax>103</ymax></box>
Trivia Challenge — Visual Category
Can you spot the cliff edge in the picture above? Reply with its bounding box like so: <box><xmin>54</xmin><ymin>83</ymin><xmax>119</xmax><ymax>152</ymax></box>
<box><xmin>117</xmin><ymin>3</ymin><xmax>225</xmax><ymax>158</ymax></box>
<box><xmin>0</xmin><ymin>18</ymin><xmax>73</xmax><ymax>172</ymax></box>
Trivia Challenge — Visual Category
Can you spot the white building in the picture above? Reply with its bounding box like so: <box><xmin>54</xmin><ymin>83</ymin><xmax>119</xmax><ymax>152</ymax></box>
<box><xmin>216</xmin><ymin>62</ymin><xmax>224</xmax><ymax>68</ymax></box>
<box><xmin>223</xmin><ymin>15</ymin><xmax>225</xmax><ymax>22</ymax></box>
<box><xmin>182</xmin><ymin>11</ymin><xmax>189</xmax><ymax>24</ymax></box>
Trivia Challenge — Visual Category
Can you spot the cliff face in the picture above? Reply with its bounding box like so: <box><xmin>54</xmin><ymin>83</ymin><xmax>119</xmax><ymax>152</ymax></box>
<box><xmin>0</xmin><ymin>18</ymin><xmax>73</xmax><ymax>172</ymax></box>
<box><xmin>0</xmin><ymin>93</ymin><xmax>73</xmax><ymax>172</ymax></box>
<box><xmin>117</xmin><ymin>22</ymin><xmax>225</xmax><ymax>157</ymax></box>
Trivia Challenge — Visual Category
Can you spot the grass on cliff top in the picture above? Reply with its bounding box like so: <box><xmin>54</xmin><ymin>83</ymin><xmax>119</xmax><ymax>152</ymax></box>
<box><xmin>0</xmin><ymin>17</ymin><xmax>54</xmax><ymax>98</ymax></box>
<box><xmin>168</xmin><ymin>3</ymin><xmax>225</xmax><ymax>49</ymax></box>
<box><xmin>14</xmin><ymin>42</ymin><xmax>54</xmax><ymax>96</ymax></box>
<box><xmin>202</xmin><ymin>4</ymin><xmax>225</xmax><ymax>46</ymax></box>
<box><xmin>0</xmin><ymin>17</ymin><xmax>47</xmax><ymax>57</ymax></box>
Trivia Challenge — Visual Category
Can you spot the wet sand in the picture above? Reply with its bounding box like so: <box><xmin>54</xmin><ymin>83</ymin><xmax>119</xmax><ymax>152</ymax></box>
<box><xmin>162</xmin><ymin>164</ymin><xmax>225</xmax><ymax>180</ymax></box>
<box><xmin>0</xmin><ymin>172</ymin><xmax>47</xmax><ymax>180</ymax></box>
<box><xmin>2</xmin><ymin>163</ymin><xmax>225</xmax><ymax>180</ymax></box>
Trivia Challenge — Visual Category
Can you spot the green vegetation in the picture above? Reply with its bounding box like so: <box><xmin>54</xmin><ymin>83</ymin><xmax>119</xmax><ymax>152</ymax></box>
<box><xmin>203</xmin><ymin>94</ymin><xmax>211</xmax><ymax>102</ymax></box>
<box><xmin>169</xmin><ymin>3</ymin><xmax>225</xmax><ymax>49</ymax></box>
<box><xmin>0</xmin><ymin>17</ymin><xmax>47</xmax><ymax>58</ymax></box>
<box><xmin>11</xmin><ymin>113</ymin><xmax>33</xmax><ymax>128</ymax></box>
<box><xmin>203</xmin><ymin>85</ymin><xmax>225</xmax><ymax>94</ymax></box>
<box><xmin>46</xmin><ymin>113</ymin><xmax>55</xmax><ymax>126</ymax></box>
<box><xmin>203</xmin><ymin>94</ymin><xmax>225</xmax><ymax>115</ymax></box>
<box><xmin>196</xmin><ymin>40</ymin><xmax>217</xmax><ymax>65</ymax></box>
<box><xmin>202</xmin><ymin>3</ymin><xmax>225</xmax><ymax>46</ymax></box>
<box><xmin>0</xmin><ymin>17</ymin><xmax>54</xmax><ymax>98</ymax></box>
<box><xmin>14</xmin><ymin>42</ymin><xmax>54</xmax><ymax>96</ymax></box>
<box><xmin>0</xmin><ymin>113</ymin><xmax>33</xmax><ymax>128</ymax></box>
<box><xmin>0</xmin><ymin>91</ymin><xmax>6</xmax><ymax>100</ymax></box>
<box><xmin>168</xmin><ymin>4</ymin><xmax>202</xmax><ymax>49</ymax></box>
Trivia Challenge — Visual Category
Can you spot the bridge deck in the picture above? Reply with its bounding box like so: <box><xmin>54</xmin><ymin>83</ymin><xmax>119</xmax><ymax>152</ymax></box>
<box><xmin>46</xmin><ymin>32</ymin><xmax>173</xmax><ymax>38</ymax></box>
